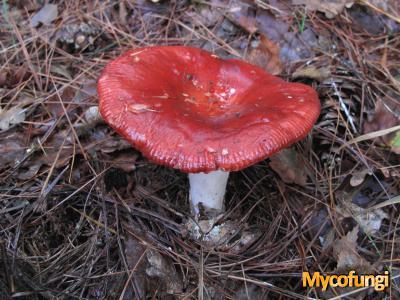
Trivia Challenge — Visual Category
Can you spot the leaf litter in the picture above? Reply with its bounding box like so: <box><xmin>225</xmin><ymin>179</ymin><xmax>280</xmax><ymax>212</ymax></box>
<box><xmin>292</xmin><ymin>0</ymin><xmax>355</xmax><ymax>19</ymax></box>
<box><xmin>30</xmin><ymin>4</ymin><xmax>58</xmax><ymax>28</ymax></box>
<box><xmin>269</xmin><ymin>148</ymin><xmax>308</xmax><ymax>186</ymax></box>
<box><xmin>228</xmin><ymin>4</ymin><xmax>318</xmax><ymax>64</ymax></box>
<box><xmin>1</xmin><ymin>0</ymin><xmax>400</xmax><ymax>299</ymax></box>
<box><xmin>246</xmin><ymin>34</ymin><xmax>283</xmax><ymax>75</ymax></box>
<box><xmin>363</xmin><ymin>99</ymin><xmax>400</xmax><ymax>154</ymax></box>
<box><xmin>0</xmin><ymin>106</ymin><xmax>26</xmax><ymax>131</ymax></box>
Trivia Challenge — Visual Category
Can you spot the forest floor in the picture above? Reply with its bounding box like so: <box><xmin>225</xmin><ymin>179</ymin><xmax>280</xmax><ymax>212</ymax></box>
<box><xmin>1</xmin><ymin>0</ymin><xmax>400</xmax><ymax>299</ymax></box>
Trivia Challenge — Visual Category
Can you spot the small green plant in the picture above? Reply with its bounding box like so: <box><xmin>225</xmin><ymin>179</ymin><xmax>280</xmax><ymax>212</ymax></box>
<box><xmin>295</xmin><ymin>8</ymin><xmax>306</xmax><ymax>33</ymax></box>
<box><xmin>2</xmin><ymin>0</ymin><xmax>9</xmax><ymax>23</ymax></box>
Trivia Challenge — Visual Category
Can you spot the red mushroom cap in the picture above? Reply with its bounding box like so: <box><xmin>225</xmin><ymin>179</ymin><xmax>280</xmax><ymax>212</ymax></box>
<box><xmin>98</xmin><ymin>46</ymin><xmax>320</xmax><ymax>173</ymax></box>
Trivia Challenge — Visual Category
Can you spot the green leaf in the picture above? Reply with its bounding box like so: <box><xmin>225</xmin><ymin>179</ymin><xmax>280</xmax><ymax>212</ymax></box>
<box><xmin>391</xmin><ymin>131</ymin><xmax>400</xmax><ymax>147</ymax></box>
<box><xmin>390</xmin><ymin>131</ymin><xmax>400</xmax><ymax>154</ymax></box>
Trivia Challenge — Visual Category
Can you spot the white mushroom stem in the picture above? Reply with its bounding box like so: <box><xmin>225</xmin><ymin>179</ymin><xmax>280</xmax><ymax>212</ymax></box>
<box><xmin>188</xmin><ymin>170</ymin><xmax>230</xmax><ymax>216</ymax></box>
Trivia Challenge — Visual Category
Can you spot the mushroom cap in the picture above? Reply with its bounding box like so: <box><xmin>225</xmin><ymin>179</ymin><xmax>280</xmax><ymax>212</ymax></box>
<box><xmin>98</xmin><ymin>46</ymin><xmax>320</xmax><ymax>173</ymax></box>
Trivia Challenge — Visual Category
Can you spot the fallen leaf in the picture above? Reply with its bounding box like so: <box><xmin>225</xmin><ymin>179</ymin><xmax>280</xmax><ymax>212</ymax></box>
<box><xmin>13</xmin><ymin>65</ymin><xmax>30</xmax><ymax>85</ymax></box>
<box><xmin>196</xmin><ymin>5</ymin><xmax>223</xmax><ymax>27</ymax></box>
<box><xmin>90</xmin><ymin>127</ymin><xmax>132</xmax><ymax>153</ymax></box>
<box><xmin>0</xmin><ymin>106</ymin><xmax>26</xmax><ymax>131</ymax></box>
<box><xmin>124</xmin><ymin>235</ymin><xmax>147</xmax><ymax>300</ymax></box>
<box><xmin>119</xmin><ymin>1</ymin><xmax>128</xmax><ymax>24</ymax></box>
<box><xmin>228</xmin><ymin>6</ymin><xmax>258</xmax><ymax>33</ymax></box>
<box><xmin>0</xmin><ymin>71</ymin><xmax>7</xmax><ymax>87</ymax></box>
<box><xmin>146</xmin><ymin>250</ymin><xmax>183</xmax><ymax>295</ymax></box>
<box><xmin>292</xmin><ymin>66</ymin><xmax>331</xmax><ymax>81</ymax></box>
<box><xmin>292</xmin><ymin>0</ymin><xmax>354</xmax><ymax>19</ymax></box>
<box><xmin>267</xmin><ymin>0</ymin><xmax>294</xmax><ymax>16</ymax></box>
<box><xmin>30</xmin><ymin>4</ymin><xmax>58</xmax><ymax>28</ymax></box>
<box><xmin>257</xmin><ymin>10</ymin><xmax>290</xmax><ymax>39</ymax></box>
<box><xmin>50</xmin><ymin>65</ymin><xmax>71</xmax><ymax>80</ymax></box>
<box><xmin>246</xmin><ymin>35</ymin><xmax>283</xmax><ymax>75</ymax></box>
<box><xmin>0</xmin><ymin>65</ymin><xmax>30</xmax><ymax>87</ymax></box>
<box><xmin>74</xmin><ymin>79</ymin><xmax>97</xmax><ymax>102</ymax></box>
<box><xmin>228</xmin><ymin>7</ymin><xmax>316</xmax><ymax>64</ymax></box>
<box><xmin>390</xmin><ymin>131</ymin><xmax>400</xmax><ymax>154</ymax></box>
<box><xmin>269</xmin><ymin>148</ymin><xmax>308</xmax><ymax>186</ymax></box>
<box><xmin>363</xmin><ymin>100</ymin><xmax>400</xmax><ymax>153</ymax></box>
<box><xmin>323</xmin><ymin>226</ymin><xmax>375</xmax><ymax>300</ymax></box>
<box><xmin>17</xmin><ymin>163</ymin><xmax>42</xmax><ymax>180</ymax></box>
<box><xmin>308</xmin><ymin>207</ymin><xmax>332</xmax><ymax>239</ymax></box>
<box><xmin>185</xmin><ymin>219</ymin><xmax>236</xmax><ymax>246</ymax></box>
<box><xmin>351</xmin><ymin>176</ymin><xmax>388</xmax><ymax>208</ymax></box>
<box><xmin>235</xmin><ymin>284</ymin><xmax>263</xmax><ymax>300</ymax></box>
<box><xmin>108</xmin><ymin>152</ymin><xmax>138</xmax><ymax>173</ymax></box>
<box><xmin>84</xmin><ymin>106</ymin><xmax>103</xmax><ymax>125</ymax></box>
<box><xmin>39</xmin><ymin>130</ymin><xmax>75</xmax><ymax>168</ymax></box>
<box><xmin>349</xmin><ymin>169</ymin><xmax>372</xmax><ymax>187</ymax></box>
<box><xmin>336</xmin><ymin>201</ymin><xmax>388</xmax><ymax>235</ymax></box>
<box><xmin>353</xmin><ymin>207</ymin><xmax>388</xmax><ymax>235</ymax></box>
<box><xmin>45</xmin><ymin>86</ymin><xmax>76</xmax><ymax>118</ymax></box>
<box><xmin>0</xmin><ymin>133</ymin><xmax>25</xmax><ymax>167</ymax></box>
<box><xmin>349</xmin><ymin>3</ymin><xmax>400</xmax><ymax>35</ymax></box>
<box><xmin>333</xmin><ymin>226</ymin><xmax>373</xmax><ymax>272</ymax></box>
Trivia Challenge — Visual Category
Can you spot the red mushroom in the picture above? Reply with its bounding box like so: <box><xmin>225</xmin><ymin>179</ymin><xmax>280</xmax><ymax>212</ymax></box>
<box><xmin>98</xmin><ymin>46</ymin><xmax>320</xmax><ymax>218</ymax></box>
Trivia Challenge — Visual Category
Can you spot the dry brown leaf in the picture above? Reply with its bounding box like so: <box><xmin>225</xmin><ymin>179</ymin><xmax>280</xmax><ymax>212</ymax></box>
<box><xmin>45</xmin><ymin>86</ymin><xmax>76</xmax><ymax>118</ymax></box>
<box><xmin>246</xmin><ymin>35</ymin><xmax>283</xmax><ymax>75</ymax></box>
<box><xmin>84</xmin><ymin>106</ymin><xmax>103</xmax><ymax>125</ymax></box>
<box><xmin>0</xmin><ymin>70</ymin><xmax>6</xmax><ymax>87</ymax></box>
<box><xmin>336</xmin><ymin>201</ymin><xmax>388</xmax><ymax>235</ymax></box>
<box><xmin>235</xmin><ymin>284</ymin><xmax>263</xmax><ymax>300</ymax></box>
<box><xmin>0</xmin><ymin>133</ymin><xmax>25</xmax><ymax>167</ymax></box>
<box><xmin>292</xmin><ymin>0</ymin><xmax>354</xmax><ymax>19</ymax></box>
<box><xmin>146</xmin><ymin>250</ymin><xmax>183</xmax><ymax>295</ymax></box>
<box><xmin>17</xmin><ymin>163</ymin><xmax>42</xmax><ymax>180</ymax></box>
<box><xmin>74</xmin><ymin>78</ymin><xmax>98</xmax><ymax>103</ymax></box>
<box><xmin>196</xmin><ymin>5</ymin><xmax>222</xmax><ymax>27</ymax></box>
<box><xmin>228</xmin><ymin>7</ymin><xmax>316</xmax><ymax>64</ymax></box>
<box><xmin>124</xmin><ymin>235</ymin><xmax>147</xmax><ymax>299</ymax></box>
<box><xmin>269</xmin><ymin>148</ymin><xmax>308</xmax><ymax>186</ymax></box>
<box><xmin>39</xmin><ymin>130</ymin><xmax>75</xmax><ymax>168</ymax></box>
<box><xmin>119</xmin><ymin>1</ymin><xmax>128</xmax><ymax>24</ymax></box>
<box><xmin>49</xmin><ymin>65</ymin><xmax>71</xmax><ymax>80</ymax></box>
<box><xmin>363</xmin><ymin>100</ymin><xmax>400</xmax><ymax>153</ymax></box>
<box><xmin>268</xmin><ymin>0</ymin><xmax>294</xmax><ymax>16</ymax></box>
<box><xmin>0</xmin><ymin>106</ymin><xmax>26</xmax><ymax>131</ymax></box>
<box><xmin>292</xmin><ymin>66</ymin><xmax>331</xmax><ymax>81</ymax></box>
<box><xmin>0</xmin><ymin>65</ymin><xmax>30</xmax><ymax>87</ymax></box>
<box><xmin>108</xmin><ymin>152</ymin><xmax>138</xmax><ymax>173</ymax></box>
<box><xmin>99</xmin><ymin>137</ymin><xmax>132</xmax><ymax>153</ymax></box>
<box><xmin>333</xmin><ymin>226</ymin><xmax>373</xmax><ymax>272</ymax></box>
<box><xmin>30</xmin><ymin>4</ymin><xmax>58</xmax><ymax>27</ymax></box>
<box><xmin>349</xmin><ymin>169</ymin><xmax>372</xmax><ymax>187</ymax></box>
<box><xmin>228</xmin><ymin>6</ymin><xmax>258</xmax><ymax>34</ymax></box>
<box><xmin>323</xmin><ymin>226</ymin><xmax>375</xmax><ymax>300</ymax></box>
